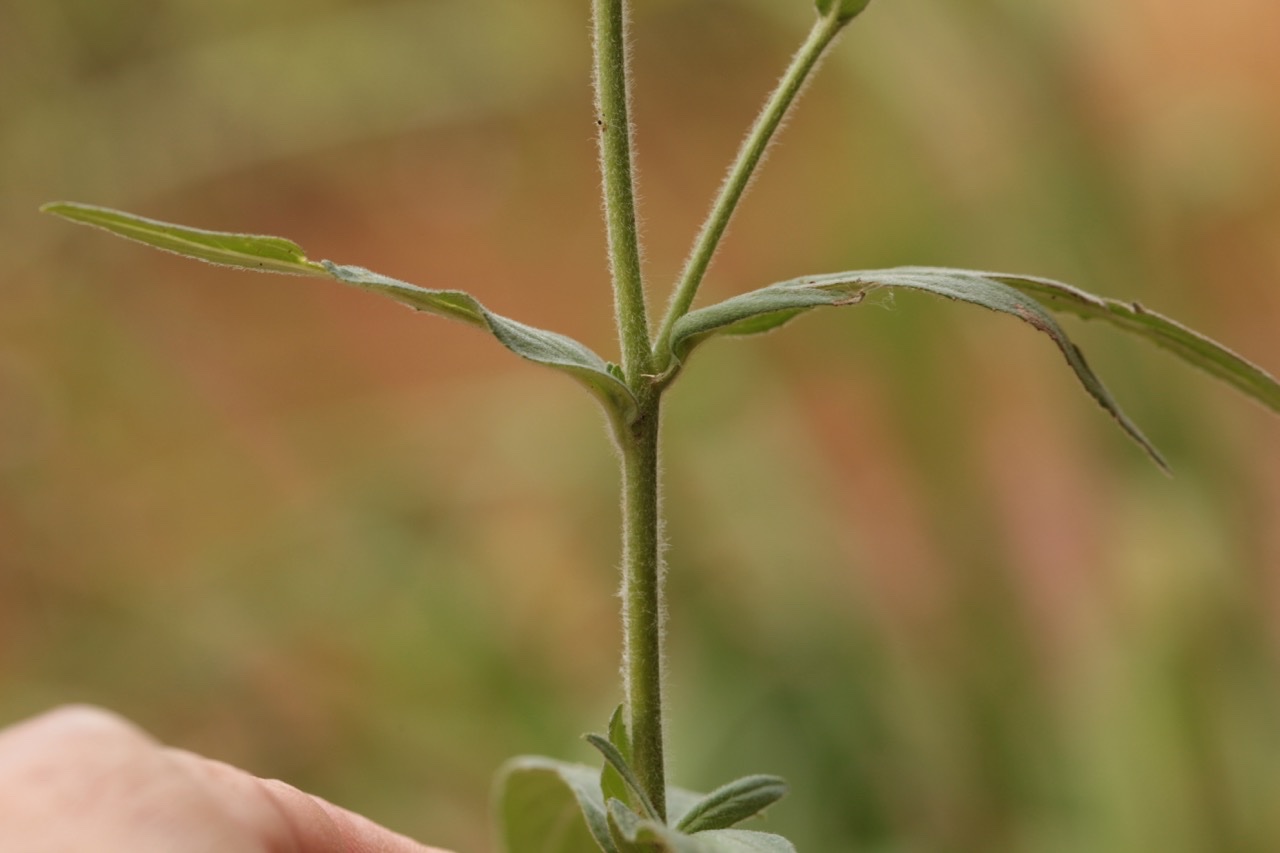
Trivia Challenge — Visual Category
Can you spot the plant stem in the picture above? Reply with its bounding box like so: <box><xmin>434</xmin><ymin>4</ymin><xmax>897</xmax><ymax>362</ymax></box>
<box><xmin>617</xmin><ymin>403</ymin><xmax>666</xmax><ymax>821</ymax></box>
<box><xmin>593</xmin><ymin>0</ymin><xmax>667</xmax><ymax>820</ymax></box>
<box><xmin>653</xmin><ymin>12</ymin><xmax>848</xmax><ymax>372</ymax></box>
<box><xmin>592</xmin><ymin>0</ymin><xmax>652</xmax><ymax>382</ymax></box>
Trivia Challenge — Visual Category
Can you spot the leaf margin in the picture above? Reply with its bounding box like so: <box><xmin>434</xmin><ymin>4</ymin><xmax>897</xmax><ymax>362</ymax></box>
<box><xmin>981</xmin><ymin>268</ymin><xmax>1280</xmax><ymax>415</ymax></box>
<box><xmin>495</xmin><ymin>755</ymin><xmax>617</xmax><ymax>853</ymax></box>
<box><xmin>607</xmin><ymin>800</ymin><xmax>796</xmax><ymax>853</ymax></box>
<box><xmin>666</xmin><ymin>267</ymin><xmax>1189</xmax><ymax>471</ymax></box>
<box><xmin>41</xmin><ymin>201</ymin><xmax>329</xmax><ymax>277</ymax></box>
<box><xmin>675</xmin><ymin>775</ymin><xmax>789</xmax><ymax>833</ymax></box>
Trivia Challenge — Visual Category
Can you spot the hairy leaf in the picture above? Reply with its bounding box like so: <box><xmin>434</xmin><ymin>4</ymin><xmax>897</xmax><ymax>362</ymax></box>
<box><xmin>41</xmin><ymin>202</ymin><xmax>328</xmax><ymax>276</ymax></box>
<box><xmin>606</xmin><ymin>800</ymin><xmax>657</xmax><ymax>853</ymax></box>
<box><xmin>496</xmin><ymin>757</ymin><xmax>616</xmax><ymax>853</ymax></box>
<box><xmin>608</xmin><ymin>801</ymin><xmax>795</xmax><ymax>853</ymax></box>
<box><xmin>675</xmin><ymin>776</ymin><xmax>788</xmax><ymax>833</ymax></box>
<box><xmin>601</xmin><ymin>707</ymin><xmax>633</xmax><ymax>811</ymax></box>
<box><xmin>666</xmin><ymin>267</ymin><xmax>1208</xmax><ymax>471</ymax></box>
<box><xmin>322</xmin><ymin>263</ymin><xmax>637</xmax><ymax>419</ymax></box>
<box><xmin>42</xmin><ymin>202</ymin><xmax>637</xmax><ymax>421</ymax></box>
<box><xmin>585</xmin><ymin>734</ymin><xmax>660</xmax><ymax>821</ymax></box>
<box><xmin>670</xmin><ymin>833</ymin><xmax>796</xmax><ymax>853</ymax></box>
<box><xmin>665</xmin><ymin>787</ymin><xmax>707</xmax><ymax>830</ymax></box>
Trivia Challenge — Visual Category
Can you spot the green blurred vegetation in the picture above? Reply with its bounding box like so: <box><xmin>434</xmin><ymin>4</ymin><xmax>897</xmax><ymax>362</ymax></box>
<box><xmin>3</xmin><ymin>0</ymin><xmax>1279</xmax><ymax>850</ymax></box>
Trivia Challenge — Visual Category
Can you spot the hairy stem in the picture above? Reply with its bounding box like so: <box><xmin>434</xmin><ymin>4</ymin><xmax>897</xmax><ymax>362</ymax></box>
<box><xmin>592</xmin><ymin>0</ymin><xmax>652</xmax><ymax>382</ymax></box>
<box><xmin>617</xmin><ymin>402</ymin><xmax>666</xmax><ymax>821</ymax></box>
<box><xmin>593</xmin><ymin>0</ymin><xmax>666</xmax><ymax>820</ymax></box>
<box><xmin>653</xmin><ymin>12</ymin><xmax>848</xmax><ymax>372</ymax></box>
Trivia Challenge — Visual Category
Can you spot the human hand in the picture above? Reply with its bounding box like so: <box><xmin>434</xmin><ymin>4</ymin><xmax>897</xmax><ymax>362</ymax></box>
<box><xmin>0</xmin><ymin>705</ymin><xmax>455</xmax><ymax>853</ymax></box>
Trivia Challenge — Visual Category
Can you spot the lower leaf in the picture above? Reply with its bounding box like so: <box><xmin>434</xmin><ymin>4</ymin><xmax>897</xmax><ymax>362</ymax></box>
<box><xmin>608</xmin><ymin>800</ymin><xmax>795</xmax><ymax>853</ymax></box>
<box><xmin>671</xmin><ymin>831</ymin><xmax>797</xmax><ymax>853</ymax></box>
<box><xmin>601</xmin><ymin>706</ymin><xmax>633</xmax><ymax>813</ymax></box>
<box><xmin>496</xmin><ymin>757</ymin><xmax>617</xmax><ymax>853</ymax></box>
<box><xmin>675</xmin><ymin>776</ymin><xmax>788</xmax><ymax>833</ymax></box>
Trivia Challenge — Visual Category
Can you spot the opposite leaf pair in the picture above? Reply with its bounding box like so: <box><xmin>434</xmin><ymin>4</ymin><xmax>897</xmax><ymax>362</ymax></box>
<box><xmin>499</xmin><ymin>712</ymin><xmax>793</xmax><ymax>853</ymax></box>
<box><xmin>42</xmin><ymin>201</ymin><xmax>1280</xmax><ymax>474</ymax></box>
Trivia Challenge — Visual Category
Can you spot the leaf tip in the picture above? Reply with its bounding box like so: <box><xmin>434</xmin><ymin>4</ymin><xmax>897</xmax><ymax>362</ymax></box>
<box><xmin>40</xmin><ymin>201</ymin><xmax>79</xmax><ymax>219</ymax></box>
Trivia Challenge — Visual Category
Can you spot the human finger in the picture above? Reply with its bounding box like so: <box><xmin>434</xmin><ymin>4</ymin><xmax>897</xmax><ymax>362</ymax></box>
<box><xmin>167</xmin><ymin>748</ymin><xmax>451</xmax><ymax>853</ymax></box>
<box><xmin>258</xmin><ymin>777</ymin><xmax>453</xmax><ymax>853</ymax></box>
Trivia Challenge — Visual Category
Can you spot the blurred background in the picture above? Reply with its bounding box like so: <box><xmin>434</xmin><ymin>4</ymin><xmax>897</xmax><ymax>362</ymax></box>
<box><xmin>3</xmin><ymin>0</ymin><xmax>1280</xmax><ymax>849</ymax></box>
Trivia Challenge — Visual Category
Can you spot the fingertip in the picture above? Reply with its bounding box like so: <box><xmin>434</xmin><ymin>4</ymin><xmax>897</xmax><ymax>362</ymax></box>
<box><xmin>3</xmin><ymin>705</ymin><xmax>154</xmax><ymax>745</ymax></box>
<box><xmin>258</xmin><ymin>778</ymin><xmax>450</xmax><ymax>853</ymax></box>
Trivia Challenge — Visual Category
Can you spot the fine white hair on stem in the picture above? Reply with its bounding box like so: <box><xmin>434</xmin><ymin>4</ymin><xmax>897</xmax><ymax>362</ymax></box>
<box><xmin>678</xmin><ymin>33</ymin><xmax>841</xmax><ymax>286</ymax></box>
<box><xmin>654</xmin><ymin>14</ymin><xmax>851</xmax><ymax>364</ymax></box>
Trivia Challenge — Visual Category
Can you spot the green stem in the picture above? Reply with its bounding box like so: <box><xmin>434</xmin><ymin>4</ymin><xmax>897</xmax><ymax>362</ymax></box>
<box><xmin>593</xmin><ymin>0</ymin><xmax>666</xmax><ymax>819</ymax></box>
<box><xmin>617</xmin><ymin>401</ymin><xmax>667</xmax><ymax>821</ymax></box>
<box><xmin>653</xmin><ymin>12</ymin><xmax>848</xmax><ymax>372</ymax></box>
<box><xmin>592</xmin><ymin>0</ymin><xmax>653</xmax><ymax>382</ymax></box>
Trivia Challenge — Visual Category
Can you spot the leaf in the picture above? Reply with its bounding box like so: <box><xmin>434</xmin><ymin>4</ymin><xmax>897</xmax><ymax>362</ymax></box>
<box><xmin>815</xmin><ymin>0</ymin><xmax>872</xmax><ymax>23</ymax></box>
<box><xmin>42</xmin><ymin>202</ymin><xmax>637</xmax><ymax>422</ymax></box>
<box><xmin>606</xmin><ymin>799</ymin><xmax>660</xmax><ymax>853</ymax></box>
<box><xmin>671</xmin><ymin>832</ymin><xmax>797</xmax><ymax>853</ymax></box>
<box><xmin>495</xmin><ymin>756</ymin><xmax>617</xmax><ymax>853</ymax></box>
<box><xmin>982</xmin><ymin>269</ymin><xmax>1280</xmax><ymax>415</ymax></box>
<box><xmin>608</xmin><ymin>801</ymin><xmax>796</xmax><ymax>853</ymax></box>
<box><xmin>585</xmin><ymin>734</ymin><xmax>661</xmax><ymax>821</ymax></box>
<box><xmin>323</xmin><ymin>263</ymin><xmax>638</xmax><ymax>420</ymax></box>
<box><xmin>667</xmin><ymin>267</ymin><xmax>1179</xmax><ymax>471</ymax></box>
<box><xmin>675</xmin><ymin>776</ymin><xmax>788</xmax><ymax>833</ymax></box>
<box><xmin>601</xmin><ymin>706</ymin><xmax>633</xmax><ymax>810</ymax></box>
<box><xmin>665</xmin><ymin>787</ymin><xmax>707</xmax><ymax>830</ymax></box>
<box><xmin>41</xmin><ymin>201</ymin><xmax>329</xmax><ymax>276</ymax></box>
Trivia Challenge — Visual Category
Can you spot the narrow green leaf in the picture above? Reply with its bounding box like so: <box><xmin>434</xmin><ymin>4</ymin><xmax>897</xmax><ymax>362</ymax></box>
<box><xmin>41</xmin><ymin>202</ymin><xmax>329</xmax><ymax>276</ymax></box>
<box><xmin>978</xmin><ymin>269</ymin><xmax>1280</xmax><ymax>415</ymax></box>
<box><xmin>585</xmin><ymin>734</ymin><xmax>661</xmax><ymax>821</ymax></box>
<box><xmin>675</xmin><ymin>776</ymin><xmax>788</xmax><ymax>833</ymax></box>
<box><xmin>495</xmin><ymin>756</ymin><xmax>616</xmax><ymax>853</ymax></box>
<box><xmin>667</xmin><ymin>267</ymin><xmax>1175</xmax><ymax>471</ymax></box>
<box><xmin>607</xmin><ymin>707</ymin><xmax>632</xmax><ymax>761</ymax></box>
<box><xmin>665</xmin><ymin>787</ymin><xmax>707</xmax><ymax>831</ymax></box>
<box><xmin>43</xmin><ymin>202</ymin><xmax>638</xmax><ymax>422</ymax></box>
<box><xmin>607</xmin><ymin>801</ymin><xmax>796</xmax><ymax>853</ymax></box>
<box><xmin>601</xmin><ymin>706</ymin><xmax>633</xmax><ymax>809</ymax></box>
<box><xmin>323</xmin><ymin>263</ymin><xmax>637</xmax><ymax>420</ymax></box>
